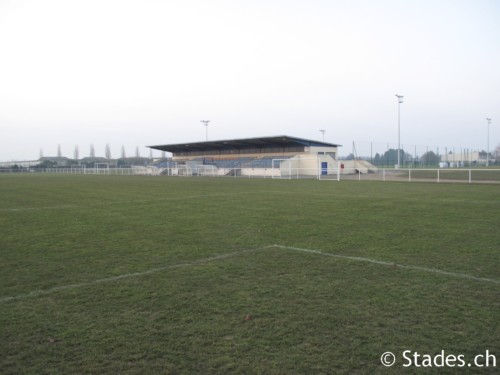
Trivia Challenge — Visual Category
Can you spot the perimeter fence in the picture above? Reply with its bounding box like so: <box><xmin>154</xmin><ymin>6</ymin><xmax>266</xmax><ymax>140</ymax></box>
<box><xmin>2</xmin><ymin>165</ymin><xmax>500</xmax><ymax>184</ymax></box>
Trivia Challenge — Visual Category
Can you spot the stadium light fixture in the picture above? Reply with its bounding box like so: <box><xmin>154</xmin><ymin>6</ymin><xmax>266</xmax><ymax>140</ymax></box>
<box><xmin>395</xmin><ymin>94</ymin><xmax>404</xmax><ymax>168</ymax></box>
<box><xmin>319</xmin><ymin>129</ymin><xmax>326</xmax><ymax>141</ymax></box>
<box><xmin>201</xmin><ymin>120</ymin><xmax>210</xmax><ymax>141</ymax></box>
<box><xmin>486</xmin><ymin>118</ymin><xmax>492</xmax><ymax>166</ymax></box>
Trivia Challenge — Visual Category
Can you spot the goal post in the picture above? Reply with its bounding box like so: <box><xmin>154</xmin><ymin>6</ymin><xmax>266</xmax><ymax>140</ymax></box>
<box><xmin>317</xmin><ymin>160</ymin><xmax>341</xmax><ymax>181</ymax></box>
<box><xmin>272</xmin><ymin>158</ymin><xmax>291</xmax><ymax>179</ymax></box>
<box><xmin>94</xmin><ymin>163</ymin><xmax>110</xmax><ymax>175</ymax></box>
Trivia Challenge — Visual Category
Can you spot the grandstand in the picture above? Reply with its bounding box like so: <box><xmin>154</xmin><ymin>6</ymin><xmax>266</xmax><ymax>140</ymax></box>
<box><xmin>149</xmin><ymin>135</ymin><xmax>345</xmax><ymax>178</ymax></box>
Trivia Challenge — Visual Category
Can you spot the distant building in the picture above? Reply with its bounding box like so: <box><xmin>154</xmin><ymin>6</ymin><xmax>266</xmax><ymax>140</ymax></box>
<box><xmin>440</xmin><ymin>151</ymin><xmax>484</xmax><ymax>167</ymax></box>
<box><xmin>39</xmin><ymin>157</ymin><xmax>73</xmax><ymax>167</ymax></box>
<box><xmin>0</xmin><ymin>160</ymin><xmax>40</xmax><ymax>168</ymax></box>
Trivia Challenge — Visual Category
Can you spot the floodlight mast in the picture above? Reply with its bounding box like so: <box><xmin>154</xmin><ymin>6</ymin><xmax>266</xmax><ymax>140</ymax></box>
<box><xmin>395</xmin><ymin>94</ymin><xmax>404</xmax><ymax>169</ymax></box>
<box><xmin>319</xmin><ymin>129</ymin><xmax>326</xmax><ymax>141</ymax></box>
<box><xmin>201</xmin><ymin>120</ymin><xmax>210</xmax><ymax>141</ymax></box>
<box><xmin>486</xmin><ymin>118</ymin><xmax>492</xmax><ymax>166</ymax></box>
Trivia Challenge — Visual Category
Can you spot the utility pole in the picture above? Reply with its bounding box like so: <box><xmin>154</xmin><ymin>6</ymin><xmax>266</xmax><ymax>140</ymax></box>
<box><xmin>395</xmin><ymin>94</ymin><xmax>404</xmax><ymax>168</ymax></box>
<box><xmin>486</xmin><ymin>118</ymin><xmax>492</xmax><ymax>166</ymax></box>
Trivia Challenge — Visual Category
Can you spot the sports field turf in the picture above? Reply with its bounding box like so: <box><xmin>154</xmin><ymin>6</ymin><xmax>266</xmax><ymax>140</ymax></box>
<box><xmin>1</xmin><ymin>174</ymin><xmax>499</xmax><ymax>374</ymax></box>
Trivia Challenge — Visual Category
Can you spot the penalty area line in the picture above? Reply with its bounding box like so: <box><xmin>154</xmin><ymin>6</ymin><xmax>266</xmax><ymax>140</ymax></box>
<box><xmin>0</xmin><ymin>246</ymin><xmax>273</xmax><ymax>304</ymax></box>
<box><xmin>272</xmin><ymin>244</ymin><xmax>500</xmax><ymax>285</ymax></box>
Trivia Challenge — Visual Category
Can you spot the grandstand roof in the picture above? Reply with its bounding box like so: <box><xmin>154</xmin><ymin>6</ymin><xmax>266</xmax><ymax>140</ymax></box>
<box><xmin>149</xmin><ymin>135</ymin><xmax>340</xmax><ymax>153</ymax></box>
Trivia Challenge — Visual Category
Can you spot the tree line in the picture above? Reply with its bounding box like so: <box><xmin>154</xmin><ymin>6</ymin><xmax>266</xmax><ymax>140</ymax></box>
<box><xmin>344</xmin><ymin>146</ymin><xmax>500</xmax><ymax>167</ymax></box>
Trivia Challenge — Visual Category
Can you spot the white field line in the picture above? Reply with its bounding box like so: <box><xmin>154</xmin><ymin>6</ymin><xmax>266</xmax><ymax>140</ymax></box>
<box><xmin>3</xmin><ymin>244</ymin><xmax>497</xmax><ymax>304</ymax></box>
<box><xmin>0</xmin><ymin>190</ymin><xmax>273</xmax><ymax>212</ymax></box>
<box><xmin>272</xmin><ymin>244</ymin><xmax>500</xmax><ymax>285</ymax></box>
<box><xmin>0</xmin><ymin>246</ymin><xmax>272</xmax><ymax>304</ymax></box>
<box><xmin>266</xmin><ymin>190</ymin><xmax>500</xmax><ymax>207</ymax></box>
<box><xmin>4</xmin><ymin>189</ymin><xmax>498</xmax><ymax>212</ymax></box>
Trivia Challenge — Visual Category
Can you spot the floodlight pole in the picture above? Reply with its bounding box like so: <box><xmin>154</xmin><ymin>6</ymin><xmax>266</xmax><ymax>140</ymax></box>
<box><xmin>395</xmin><ymin>94</ymin><xmax>404</xmax><ymax>169</ymax></box>
<box><xmin>486</xmin><ymin>118</ymin><xmax>491</xmax><ymax>166</ymax></box>
<box><xmin>319</xmin><ymin>129</ymin><xmax>326</xmax><ymax>141</ymax></box>
<box><xmin>201</xmin><ymin>120</ymin><xmax>210</xmax><ymax>141</ymax></box>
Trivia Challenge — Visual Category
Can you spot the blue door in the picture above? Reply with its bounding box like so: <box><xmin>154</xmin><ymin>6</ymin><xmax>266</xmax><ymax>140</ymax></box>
<box><xmin>321</xmin><ymin>162</ymin><xmax>328</xmax><ymax>175</ymax></box>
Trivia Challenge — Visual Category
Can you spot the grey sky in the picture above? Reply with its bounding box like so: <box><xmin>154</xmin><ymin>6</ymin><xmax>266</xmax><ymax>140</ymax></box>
<box><xmin>1</xmin><ymin>0</ymin><xmax>499</xmax><ymax>161</ymax></box>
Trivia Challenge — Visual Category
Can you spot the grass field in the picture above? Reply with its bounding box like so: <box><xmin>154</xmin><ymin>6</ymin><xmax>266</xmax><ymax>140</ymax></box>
<box><xmin>1</xmin><ymin>175</ymin><xmax>499</xmax><ymax>374</ymax></box>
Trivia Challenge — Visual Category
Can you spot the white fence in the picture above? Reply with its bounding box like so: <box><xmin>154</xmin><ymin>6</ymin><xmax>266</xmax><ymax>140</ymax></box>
<box><xmin>0</xmin><ymin>167</ymin><xmax>136</xmax><ymax>175</ymax></box>
<box><xmin>2</xmin><ymin>165</ymin><xmax>499</xmax><ymax>184</ymax></box>
<box><xmin>337</xmin><ymin>167</ymin><xmax>500</xmax><ymax>184</ymax></box>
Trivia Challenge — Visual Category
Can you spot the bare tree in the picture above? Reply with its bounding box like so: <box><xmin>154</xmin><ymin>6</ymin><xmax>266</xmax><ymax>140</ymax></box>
<box><xmin>105</xmin><ymin>143</ymin><xmax>111</xmax><ymax>159</ymax></box>
<box><xmin>90</xmin><ymin>144</ymin><xmax>95</xmax><ymax>158</ymax></box>
<box><xmin>74</xmin><ymin>145</ymin><xmax>79</xmax><ymax>160</ymax></box>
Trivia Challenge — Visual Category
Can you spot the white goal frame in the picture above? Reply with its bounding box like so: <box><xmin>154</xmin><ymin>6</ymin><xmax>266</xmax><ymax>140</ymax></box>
<box><xmin>84</xmin><ymin>163</ymin><xmax>110</xmax><ymax>174</ymax></box>
<box><xmin>317</xmin><ymin>160</ymin><xmax>341</xmax><ymax>181</ymax></box>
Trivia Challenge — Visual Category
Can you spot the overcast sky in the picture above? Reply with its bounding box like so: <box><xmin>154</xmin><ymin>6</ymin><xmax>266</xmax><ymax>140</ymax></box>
<box><xmin>1</xmin><ymin>0</ymin><xmax>499</xmax><ymax>160</ymax></box>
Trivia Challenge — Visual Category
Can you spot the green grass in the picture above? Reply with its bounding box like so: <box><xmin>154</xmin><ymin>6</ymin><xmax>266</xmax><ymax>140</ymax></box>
<box><xmin>1</xmin><ymin>175</ymin><xmax>499</xmax><ymax>374</ymax></box>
